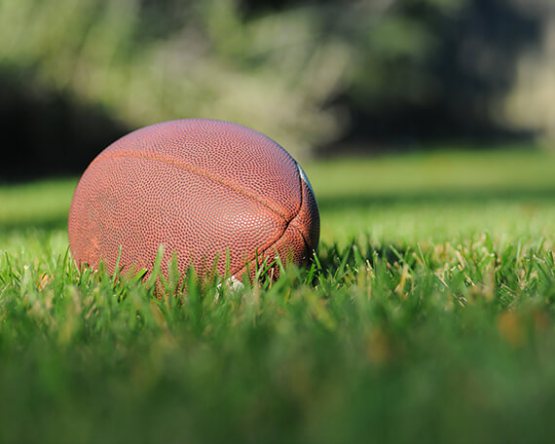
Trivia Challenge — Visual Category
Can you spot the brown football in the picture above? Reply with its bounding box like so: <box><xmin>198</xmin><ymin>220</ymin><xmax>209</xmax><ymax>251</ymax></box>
<box><xmin>68</xmin><ymin>119</ymin><xmax>319</xmax><ymax>279</ymax></box>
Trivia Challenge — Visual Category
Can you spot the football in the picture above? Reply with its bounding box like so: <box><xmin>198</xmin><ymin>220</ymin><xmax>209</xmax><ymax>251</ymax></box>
<box><xmin>68</xmin><ymin>119</ymin><xmax>320</xmax><ymax>279</ymax></box>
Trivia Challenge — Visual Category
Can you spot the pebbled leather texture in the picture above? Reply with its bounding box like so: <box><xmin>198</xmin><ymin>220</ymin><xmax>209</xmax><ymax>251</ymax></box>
<box><xmin>68</xmin><ymin>119</ymin><xmax>320</xmax><ymax>278</ymax></box>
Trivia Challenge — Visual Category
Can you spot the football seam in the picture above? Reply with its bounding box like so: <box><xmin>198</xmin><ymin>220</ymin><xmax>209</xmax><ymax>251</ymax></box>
<box><xmin>231</xmin><ymin>172</ymin><xmax>307</xmax><ymax>277</ymax></box>
<box><xmin>89</xmin><ymin>149</ymin><xmax>308</xmax><ymax>277</ymax></box>
<box><xmin>101</xmin><ymin>150</ymin><xmax>299</xmax><ymax>223</ymax></box>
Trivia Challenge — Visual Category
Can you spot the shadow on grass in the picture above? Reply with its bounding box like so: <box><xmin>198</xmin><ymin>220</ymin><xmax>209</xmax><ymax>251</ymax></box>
<box><xmin>0</xmin><ymin>216</ymin><xmax>68</xmax><ymax>235</ymax></box>
<box><xmin>317</xmin><ymin>186</ymin><xmax>555</xmax><ymax>212</ymax></box>
<box><xmin>2</xmin><ymin>185</ymin><xmax>554</xmax><ymax>242</ymax></box>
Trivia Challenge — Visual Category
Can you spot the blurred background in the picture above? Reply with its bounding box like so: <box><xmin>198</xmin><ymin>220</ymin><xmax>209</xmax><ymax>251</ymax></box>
<box><xmin>1</xmin><ymin>0</ymin><xmax>555</xmax><ymax>180</ymax></box>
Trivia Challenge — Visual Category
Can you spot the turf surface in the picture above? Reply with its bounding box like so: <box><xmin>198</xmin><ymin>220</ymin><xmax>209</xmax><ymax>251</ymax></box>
<box><xmin>1</xmin><ymin>149</ymin><xmax>555</xmax><ymax>443</ymax></box>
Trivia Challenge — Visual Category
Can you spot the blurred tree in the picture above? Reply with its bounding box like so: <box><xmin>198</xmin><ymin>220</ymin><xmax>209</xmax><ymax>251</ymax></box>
<box><xmin>506</xmin><ymin>1</ymin><xmax>555</xmax><ymax>146</ymax></box>
<box><xmin>0</xmin><ymin>0</ymin><xmax>348</xmax><ymax>179</ymax></box>
<box><xmin>243</xmin><ymin>0</ymin><xmax>546</xmax><ymax>148</ymax></box>
<box><xmin>321</xmin><ymin>0</ymin><xmax>543</xmax><ymax>148</ymax></box>
<box><xmin>0</xmin><ymin>0</ymin><xmax>551</xmax><ymax>179</ymax></box>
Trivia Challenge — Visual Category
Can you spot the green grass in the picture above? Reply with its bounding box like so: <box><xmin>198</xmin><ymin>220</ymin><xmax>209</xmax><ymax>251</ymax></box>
<box><xmin>2</xmin><ymin>149</ymin><xmax>555</xmax><ymax>443</ymax></box>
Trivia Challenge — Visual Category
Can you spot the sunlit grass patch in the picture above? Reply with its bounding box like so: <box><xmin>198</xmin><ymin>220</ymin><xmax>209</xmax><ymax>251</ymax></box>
<box><xmin>1</xmin><ymin>149</ymin><xmax>555</xmax><ymax>443</ymax></box>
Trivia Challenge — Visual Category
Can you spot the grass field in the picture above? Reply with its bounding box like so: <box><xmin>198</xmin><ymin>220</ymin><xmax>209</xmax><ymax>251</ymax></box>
<box><xmin>2</xmin><ymin>149</ymin><xmax>555</xmax><ymax>443</ymax></box>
